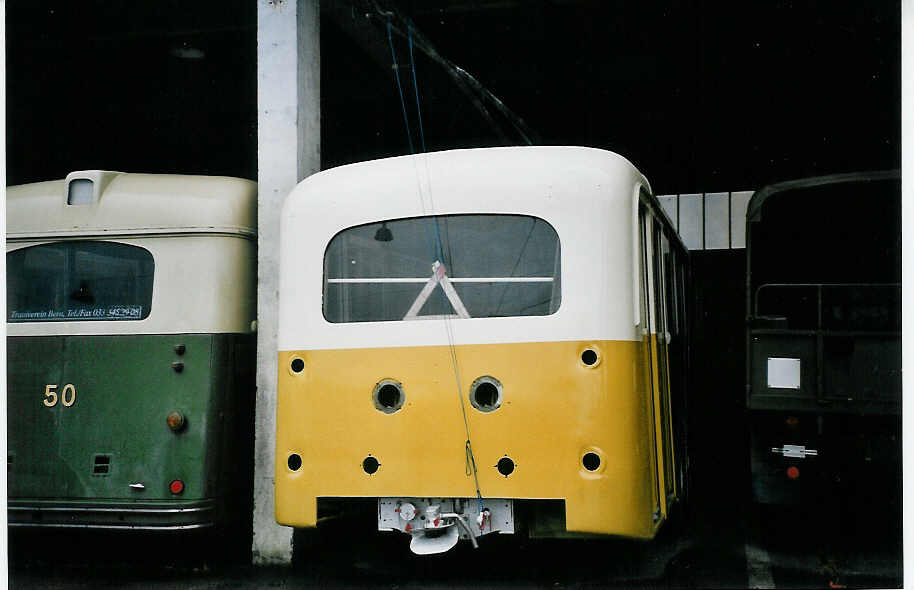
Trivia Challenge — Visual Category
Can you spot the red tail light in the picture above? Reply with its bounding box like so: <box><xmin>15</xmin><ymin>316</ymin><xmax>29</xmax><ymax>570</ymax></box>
<box><xmin>169</xmin><ymin>479</ymin><xmax>185</xmax><ymax>494</ymax></box>
<box><xmin>166</xmin><ymin>411</ymin><xmax>186</xmax><ymax>432</ymax></box>
<box><xmin>786</xmin><ymin>466</ymin><xmax>800</xmax><ymax>480</ymax></box>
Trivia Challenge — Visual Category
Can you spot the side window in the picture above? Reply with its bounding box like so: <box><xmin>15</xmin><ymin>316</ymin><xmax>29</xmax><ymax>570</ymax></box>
<box><xmin>652</xmin><ymin>224</ymin><xmax>667</xmax><ymax>338</ymax></box>
<box><xmin>661</xmin><ymin>232</ymin><xmax>678</xmax><ymax>336</ymax></box>
<box><xmin>638</xmin><ymin>204</ymin><xmax>653</xmax><ymax>333</ymax></box>
<box><xmin>7</xmin><ymin>241</ymin><xmax>154</xmax><ymax>322</ymax></box>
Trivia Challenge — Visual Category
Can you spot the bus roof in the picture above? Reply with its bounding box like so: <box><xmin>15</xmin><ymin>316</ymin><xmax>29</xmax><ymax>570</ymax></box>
<box><xmin>284</xmin><ymin>146</ymin><xmax>651</xmax><ymax>222</ymax></box>
<box><xmin>6</xmin><ymin>171</ymin><xmax>257</xmax><ymax>239</ymax></box>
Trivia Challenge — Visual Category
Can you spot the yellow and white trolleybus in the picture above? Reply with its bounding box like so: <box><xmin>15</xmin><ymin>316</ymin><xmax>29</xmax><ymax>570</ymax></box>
<box><xmin>275</xmin><ymin>146</ymin><xmax>689</xmax><ymax>554</ymax></box>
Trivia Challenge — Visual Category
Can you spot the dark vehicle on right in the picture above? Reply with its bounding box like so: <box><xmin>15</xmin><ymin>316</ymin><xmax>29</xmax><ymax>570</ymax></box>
<box><xmin>744</xmin><ymin>171</ymin><xmax>900</xmax><ymax>506</ymax></box>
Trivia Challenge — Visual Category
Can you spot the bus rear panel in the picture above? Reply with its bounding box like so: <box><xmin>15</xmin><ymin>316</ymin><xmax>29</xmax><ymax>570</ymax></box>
<box><xmin>6</xmin><ymin>172</ymin><xmax>257</xmax><ymax>531</ymax></box>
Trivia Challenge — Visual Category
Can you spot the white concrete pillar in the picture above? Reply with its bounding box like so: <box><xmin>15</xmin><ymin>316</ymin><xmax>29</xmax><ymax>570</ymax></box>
<box><xmin>254</xmin><ymin>0</ymin><xmax>319</xmax><ymax>565</ymax></box>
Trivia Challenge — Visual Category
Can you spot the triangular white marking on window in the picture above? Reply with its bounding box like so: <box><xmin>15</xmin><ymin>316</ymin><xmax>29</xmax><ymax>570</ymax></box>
<box><xmin>403</xmin><ymin>261</ymin><xmax>471</xmax><ymax>320</ymax></box>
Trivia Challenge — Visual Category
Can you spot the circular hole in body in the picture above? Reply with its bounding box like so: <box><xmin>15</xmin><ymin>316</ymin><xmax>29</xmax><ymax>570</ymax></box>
<box><xmin>363</xmin><ymin>456</ymin><xmax>380</xmax><ymax>475</ymax></box>
<box><xmin>287</xmin><ymin>453</ymin><xmax>302</xmax><ymax>471</ymax></box>
<box><xmin>582</xmin><ymin>452</ymin><xmax>601</xmax><ymax>471</ymax></box>
<box><xmin>581</xmin><ymin>349</ymin><xmax>598</xmax><ymax>366</ymax></box>
<box><xmin>373</xmin><ymin>380</ymin><xmax>405</xmax><ymax>413</ymax></box>
<box><xmin>470</xmin><ymin>376</ymin><xmax>503</xmax><ymax>412</ymax></box>
<box><xmin>496</xmin><ymin>456</ymin><xmax>515</xmax><ymax>477</ymax></box>
<box><xmin>290</xmin><ymin>358</ymin><xmax>305</xmax><ymax>373</ymax></box>
<box><xmin>474</xmin><ymin>383</ymin><xmax>499</xmax><ymax>407</ymax></box>
<box><xmin>377</xmin><ymin>384</ymin><xmax>401</xmax><ymax>409</ymax></box>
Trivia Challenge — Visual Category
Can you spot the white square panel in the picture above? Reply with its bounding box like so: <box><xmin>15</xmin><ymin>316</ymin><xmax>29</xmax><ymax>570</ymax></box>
<box><xmin>678</xmin><ymin>194</ymin><xmax>703</xmax><ymax>250</ymax></box>
<box><xmin>704</xmin><ymin>192</ymin><xmax>729</xmax><ymax>250</ymax></box>
<box><xmin>729</xmin><ymin>191</ymin><xmax>753</xmax><ymax>249</ymax></box>
<box><xmin>657</xmin><ymin>195</ymin><xmax>678</xmax><ymax>230</ymax></box>
<box><xmin>767</xmin><ymin>357</ymin><xmax>801</xmax><ymax>389</ymax></box>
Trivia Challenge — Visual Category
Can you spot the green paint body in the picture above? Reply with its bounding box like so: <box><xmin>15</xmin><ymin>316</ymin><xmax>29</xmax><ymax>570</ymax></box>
<box><xmin>7</xmin><ymin>333</ymin><xmax>255</xmax><ymax>528</ymax></box>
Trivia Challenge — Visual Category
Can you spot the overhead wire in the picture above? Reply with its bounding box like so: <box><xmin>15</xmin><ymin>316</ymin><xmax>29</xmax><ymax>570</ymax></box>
<box><xmin>386</xmin><ymin>18</ymin><xmax>415</xmax><ymax>155</ymax></box>
<box><xmin>407</xmin><ymin>25</ymin><xmax>427</xmax><ymax>154</ymax></box>
<box><xmin>369</xmin><ymin>0</ymin><xmax>537</xmax><ymax>146</ymax></box>
<box><xmin>386</xmin><ymin>17</ymin><xmax>485</xmax><ymax>515</ymax></box>
<box><xmin>493</xmin><ymin>217</ymin><xmax>539</xmax><ymax>316</ymax></box>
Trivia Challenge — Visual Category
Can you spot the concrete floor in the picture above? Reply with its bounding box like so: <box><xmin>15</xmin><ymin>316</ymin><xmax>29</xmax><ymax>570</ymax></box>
<box><xmin>8</xmin><ymin>489</ymin><xmax>903</xmax><ymax>589</ymax></box>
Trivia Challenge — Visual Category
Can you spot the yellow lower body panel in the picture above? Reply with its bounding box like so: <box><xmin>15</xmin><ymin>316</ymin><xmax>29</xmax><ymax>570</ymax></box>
<box><xmin>275</xmin><ymin>339</ymin><xmax>662</xmax><ymax>539</ymax></box>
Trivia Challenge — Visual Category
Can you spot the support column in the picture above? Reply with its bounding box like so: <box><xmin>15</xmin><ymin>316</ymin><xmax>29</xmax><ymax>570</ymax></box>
<box><xmin>254</xmin><ymin>0</ymin><xmax>319</xmax><ymax>565</ymax></box>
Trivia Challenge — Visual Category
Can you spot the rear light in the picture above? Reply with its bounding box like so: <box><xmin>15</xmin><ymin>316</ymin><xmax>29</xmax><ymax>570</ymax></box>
<box><xmin>786</xmin><ymin>466</ymin><xmax>800</xmax><ymax>480</ymax></box>
<box><xmin>786</xmin><ymin>416</ymin><xmax>799</xmax><ymax>427</ymax></box>
<box><xmin>169</xmin><ymin>479</ymin><xmax>185</xmax><ymax>494</ymax></box>
<box><xmin>166</xmin><ymin>411</ymin><xmax>186</xmax><ymax>432</ymax></box>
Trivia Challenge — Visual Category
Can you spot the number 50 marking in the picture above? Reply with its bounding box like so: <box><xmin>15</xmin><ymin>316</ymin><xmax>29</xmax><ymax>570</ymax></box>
<box><xmin>44</xmin><ymin>384</ymin><xmax>77</xmax><ymax>408</ymax></box>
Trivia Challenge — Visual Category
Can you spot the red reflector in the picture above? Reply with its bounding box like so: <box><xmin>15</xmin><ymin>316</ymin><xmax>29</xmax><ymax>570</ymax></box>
<box><xmin>169</xmin><ymin>479</ymin><xmax>185</xmax><ymax>494</ymax></box>
<box><xmin>786</xmin><ymin>466</ymin><xmax>800</xmax><ymax>480</ymax></box>
<box><xmin>786</xmin><ymin>416</ymin><xmax>799</xmax><ymax>426</ymax></box>
<box><xmin>166</xmin><ymin>411</ymin><xmax>185</xmax><ymax>431</ymax></box>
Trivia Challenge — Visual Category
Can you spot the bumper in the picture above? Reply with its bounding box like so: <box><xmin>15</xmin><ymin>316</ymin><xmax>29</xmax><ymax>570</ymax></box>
<box><xmin>8</xmin><ymin>499</ymin><xmax>218</xmax><ymax>530</ymax></box>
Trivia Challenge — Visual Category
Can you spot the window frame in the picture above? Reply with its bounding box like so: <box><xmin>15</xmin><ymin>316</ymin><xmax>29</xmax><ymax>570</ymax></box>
<box><xmin>321</xmin><ymin>213</ymin><xmax>562</xmax><ymax>324</ymax></box>
<box><xmin>6</xmin><ymin>240</ymin><xmax>155</xmax><ymax>323</ymax></box>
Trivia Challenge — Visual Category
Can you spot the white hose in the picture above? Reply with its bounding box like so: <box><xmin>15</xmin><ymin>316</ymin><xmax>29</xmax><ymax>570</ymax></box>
<box><xmin>441</xmin><ymin>513</ymin><xmax>479</xmax><ymax>549</ymax></box>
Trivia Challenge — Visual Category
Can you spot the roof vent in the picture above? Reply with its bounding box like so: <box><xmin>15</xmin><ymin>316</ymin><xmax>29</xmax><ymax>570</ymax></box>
<box><xmin>67</xmin><ymin>179</ymin><xmax>94</xmax><ymax>205</ymax></box>
<box><xmin>64</xmin><ymin>170</ymin><xmax>119</xmax><ymax>206</ymax></box>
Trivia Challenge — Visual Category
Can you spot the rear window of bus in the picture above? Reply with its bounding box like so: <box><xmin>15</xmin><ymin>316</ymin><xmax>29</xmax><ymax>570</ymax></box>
<box><xmin>324</xmin><ymin>214</ymin><xmax>561</xmax><ymax>323</ymax></box>
<box><xmin>7</xmin><ymin>241</ymin><xmax>154</xmax><ymax>322</ymax></box>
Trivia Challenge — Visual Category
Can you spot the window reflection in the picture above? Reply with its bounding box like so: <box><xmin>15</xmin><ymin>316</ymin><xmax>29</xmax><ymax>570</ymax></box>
<box><xmin>7</xmin><ymin>241</ymin><xmax>154</xmax><ymax>322</ymax></box>
<box><xmin>324</xmin><ymin>214</ymin><xmax>561</xmax><ymax>323</ymax></box>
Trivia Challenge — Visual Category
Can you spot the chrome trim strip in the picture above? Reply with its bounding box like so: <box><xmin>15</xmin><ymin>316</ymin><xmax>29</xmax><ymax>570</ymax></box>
<box><xmin>8</xmin><ymin>505</ymin><xmax>213</xmax><ymax>514</ymax></box>
<box><xmin>8</xmin><ymin>522</ymin><xmax>214</xmax><ymax>530</ymax></box>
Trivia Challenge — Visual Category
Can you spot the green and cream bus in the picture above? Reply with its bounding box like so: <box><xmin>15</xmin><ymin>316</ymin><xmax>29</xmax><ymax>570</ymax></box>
<box><xmin>7</xmin><ymin>170</ymin><xmax>257</xmax><ymax>532</ymax></box>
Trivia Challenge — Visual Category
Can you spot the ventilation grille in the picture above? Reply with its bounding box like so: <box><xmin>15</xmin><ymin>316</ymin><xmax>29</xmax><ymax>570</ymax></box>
<box><xmin>93</xmin><ymin>454</ymin><xmax>112</xmax><ymax>476</ymax></box>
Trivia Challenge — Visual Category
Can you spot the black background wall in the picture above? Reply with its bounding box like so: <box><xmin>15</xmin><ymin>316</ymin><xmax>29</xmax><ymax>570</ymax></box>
<box><xmin>6</xmin><ymin>1</ymin><xmax>900</xmax><ymax>193</ymax></box>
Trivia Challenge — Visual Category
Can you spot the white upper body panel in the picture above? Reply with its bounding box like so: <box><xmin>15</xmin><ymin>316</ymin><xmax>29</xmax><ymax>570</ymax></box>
<box><xmin>6</xmin><ymin>237</ymin><xmax>256</xmax><ymax>336</ymax></box>
<box><xmin>6</xmin><ymin>172</ymin><xmax>256</xmax><ymax>239</ymax></box>
<box><xmin>278</xmin><ymin>146</ymin><xmax>651</xmax><ymax>350</ymax></box>
<box><xmin>6</xmin><ymin>173</ymin><xmax>257</xmax><ymax>335</ymax></box>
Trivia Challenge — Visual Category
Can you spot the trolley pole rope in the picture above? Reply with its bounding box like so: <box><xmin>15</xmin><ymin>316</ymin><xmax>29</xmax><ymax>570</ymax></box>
<box><xmin>386</xmin><ymin>17</ymin><xmax>486</xmax><ymax>515</ymax></box>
